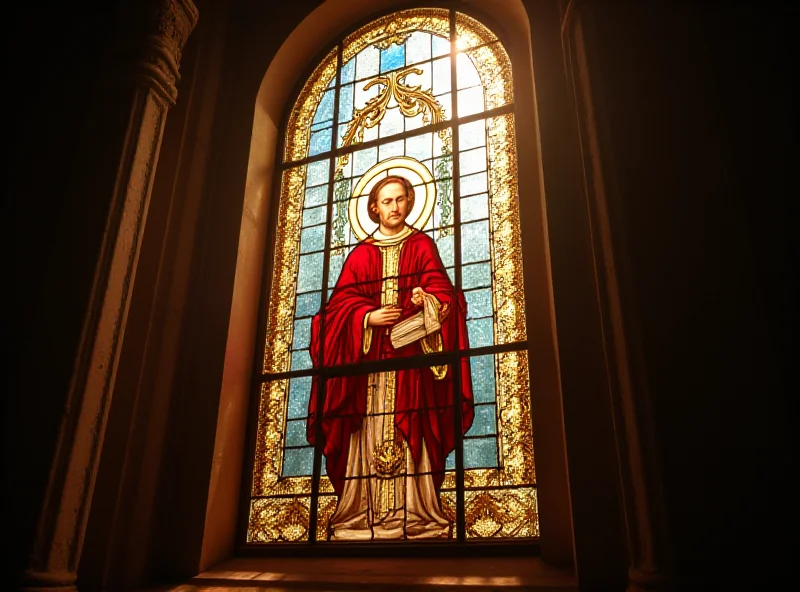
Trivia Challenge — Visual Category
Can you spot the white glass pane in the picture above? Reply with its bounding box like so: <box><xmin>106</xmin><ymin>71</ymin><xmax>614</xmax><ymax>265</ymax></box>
<box><xmin>405</xmin><ymin>133</ymin><xmax>432</xmax><ymax>161</ymax></box>
<box><xmin>456</xmin><ymin>53</ymin><xmax>482</xmax><ymax>89</ymax></box>
<box><xmin>459</xmin><ymin>120</ymin><xmax>486</xmax><ymax>151</ymax></box>
<box><xmin>459</xmin><ymin>147</ymin><xmax>487</xmax><ymax>176</ymax></box>
<box><xmin>406</xmin><ymin>31</ymin><xmax>432</xmax><ymax>64</ymax></box>
<box><xmin>457</xmin><ymin>86</ymin><xmax>485</xmax><ymax>117</ymax></box>
<box><xmin>355</xmin><ymin>45</ymin><xmax>379</xmax><ymax>80</ymax></box>
<box><xmin>431</xmin><ymin>56</ymin><xmax>451</xmax><ymax>95</ymax></box>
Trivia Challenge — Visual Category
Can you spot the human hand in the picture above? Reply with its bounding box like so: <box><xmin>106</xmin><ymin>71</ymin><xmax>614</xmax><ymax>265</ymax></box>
<box><xmin>367</xmin><ymin>306</ymin><xmax>402</xmax><ymax>326</ymax></box>
<box><xmin>411</xmin><ymin>287</ymin><xmax>427</xmax><ymax>306</ymax></box>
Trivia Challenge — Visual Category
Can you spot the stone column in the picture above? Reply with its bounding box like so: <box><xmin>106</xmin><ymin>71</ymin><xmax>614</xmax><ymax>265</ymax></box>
<box><xmin>22</xmin><ymin>1</ymin><xmax>198</xmax><ymax>590</ymax></box>
<box><xmin>560</xmin><ymin>0</ymin><xmax>671</xmax><ymax>590</ymax></box>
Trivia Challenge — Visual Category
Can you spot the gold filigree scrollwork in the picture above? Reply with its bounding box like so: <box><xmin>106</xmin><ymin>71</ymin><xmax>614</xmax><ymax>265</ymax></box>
<box><xmin>373</xmin><ymin>22</ymin><xmax>413</xmax><ymax>49</ymax></box>
<box><xmin>338</xmin><ymin>66</ymin><xmax>451</xmax><ymax>170</ymax></box>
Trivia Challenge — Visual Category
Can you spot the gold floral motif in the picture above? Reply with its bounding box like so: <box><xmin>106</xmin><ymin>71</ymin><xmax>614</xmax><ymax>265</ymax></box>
<box><xmin>248</xmin><ymin>497</ymin><xmax>311</xmax><ymax>542</ymax></box>
<box><xmin>338</xmin><ymin>66</ymin><xmax>451</xmax><ymax>170</ymax></box>
<box><xmin>464</xmin><ymin>488</ymin><xmax>539</xmax><ymax>539</ymax></box>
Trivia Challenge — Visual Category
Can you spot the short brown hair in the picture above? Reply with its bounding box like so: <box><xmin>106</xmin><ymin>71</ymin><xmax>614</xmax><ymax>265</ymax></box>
<box><xmin>367</xmin><ymin>175</ymin><xmax>416</xmax><ymax>224</ymax></box>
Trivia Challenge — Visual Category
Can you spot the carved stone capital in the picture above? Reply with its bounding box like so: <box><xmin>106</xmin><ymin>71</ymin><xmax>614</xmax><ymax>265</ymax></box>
<box><xmin>132</xmin><ymin>0</ymin><xmax>199</xmax><ymax>105</ymax></box>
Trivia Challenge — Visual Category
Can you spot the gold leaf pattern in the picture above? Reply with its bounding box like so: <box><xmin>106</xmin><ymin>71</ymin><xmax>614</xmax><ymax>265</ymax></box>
<box><xmin>464</xmin><ymin>488</ymin><xmax>539</xmax><ymax>539</ymax></box>
<box><xmin>455</xmin><ymin>11</ymin><xmax>498</xmax><ymax>50</ymax></box>
<box><xmin>248</xmin><ymin>497</ymin><xmax>311</xmax><ymax>543</ymax></box>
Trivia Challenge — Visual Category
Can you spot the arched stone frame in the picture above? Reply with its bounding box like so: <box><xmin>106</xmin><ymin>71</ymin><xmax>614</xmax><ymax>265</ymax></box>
<box><xmin>203</xmin><ymin>0</ymin><xmax>577</xmax><ymax>568</ymax></box>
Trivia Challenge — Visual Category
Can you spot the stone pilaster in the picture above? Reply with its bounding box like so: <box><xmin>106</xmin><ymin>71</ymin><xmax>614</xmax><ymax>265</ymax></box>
<box><xmin>560</xmin><ymin>0</ymin><xmax>671</xmax><ymax>590</ymax></box>
<box><xmin>22</xmin><ymin>1</ymin><xmax>198</xmax><ymax>590</ymax></box>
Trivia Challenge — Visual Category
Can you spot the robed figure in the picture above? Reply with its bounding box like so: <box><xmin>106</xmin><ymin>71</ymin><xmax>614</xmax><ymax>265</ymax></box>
<box><xmin>308</xmin><ymin>174</ymin><xmax>474</xmax><ymax>540</ymax></box>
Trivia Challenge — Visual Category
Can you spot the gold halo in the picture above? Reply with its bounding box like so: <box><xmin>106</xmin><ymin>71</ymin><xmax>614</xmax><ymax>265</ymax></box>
<box><xmin>349</xmin><ymin>156</ymin><xmax>436</xmax><ymax>241</ymax></box>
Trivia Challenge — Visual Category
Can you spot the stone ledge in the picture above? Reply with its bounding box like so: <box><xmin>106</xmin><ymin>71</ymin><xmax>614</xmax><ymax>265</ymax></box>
<box><xmin>140</xmin><ymin>556</ymin><xmax>577</xmax><ymax>591</ymax></box>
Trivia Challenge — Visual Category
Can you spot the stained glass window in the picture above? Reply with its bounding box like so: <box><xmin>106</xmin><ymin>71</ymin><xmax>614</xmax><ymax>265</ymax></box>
<box><xmin>248</xmin><ymin>8</ymin><xmax>536</xmax><ymax>544</ymax></box>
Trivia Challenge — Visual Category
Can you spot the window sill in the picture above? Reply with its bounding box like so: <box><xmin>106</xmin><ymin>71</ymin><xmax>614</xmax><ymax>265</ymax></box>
<box><xmin>146</xmin><ymin>556</ymin><xmax>577</xmax><ymax>591</ymax></box>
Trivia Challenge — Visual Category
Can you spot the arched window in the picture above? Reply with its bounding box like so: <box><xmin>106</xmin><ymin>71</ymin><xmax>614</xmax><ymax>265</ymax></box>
<box><xmin>246</xmin><ymin>7</ymin><xmax>536</xmax><ymax>544</ymax></box>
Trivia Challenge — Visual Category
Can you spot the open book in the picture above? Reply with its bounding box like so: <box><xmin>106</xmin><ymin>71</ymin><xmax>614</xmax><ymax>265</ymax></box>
<box><xmin>390</xmin><ymin>293</ymin><xmax>442</xmax><ymax>349</ymax></box>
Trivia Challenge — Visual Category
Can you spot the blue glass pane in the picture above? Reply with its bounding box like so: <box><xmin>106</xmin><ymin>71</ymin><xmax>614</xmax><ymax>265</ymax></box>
<box><xmin>300</xmin><ymin>225</ymin><xmax>325</xmax><ymax>254</ymax></box>
<box><xmin>432</xmin><ymin>34</ymin><xmax>450</xmax><ymax>58</ymax></box>
<box><xmin>406</xmin><ymin>31</ymin><xmax>431</xmax><ymax>64</ymax></box>
<box><xmin>435</xmin><ymin>233</ymin><xmax>454</xmax><ymax>268</ymax></box>
<box><xmin>292</xmin><ymin>318</ymin><xmax>312</xmax><ymax>350</ymax></box>
<box><xmin>462</xmin><ymin>262</ymin><xmax>491</xmax><ymax>290</ymax></box>
<box><xmin>282</xmin><ymin>446</ymin><xmax>314</xmax><ymax>477</ymax></box>
<box><xmin>466</xmin><ymin>404</ymin><xmax>497</xmax><ymax>437</ymax></box>
<box><xmin>287</xmin><ymin>376</ymin><xmax>312</xmax><ymax>419</ymax></box>
<box><xmin>446</xmin><ymin>266</ymin><xmax>455</xmax><ymax>284</ymax></box>
<box><xmin>311</xmin><ymin>120</ymin><xmax>329</xmax><ymax>133</ymax></box>
<box><xmin>432</xmin><ymin>56</ymin><xmax>451</xmax><ymax>95</ymax></box>
<box><xmin>446</xmin><ymin>450</ymin><xmax>455</xmax><ymax>470</ymax></box>
<box><xmin>461</xmin><ymin>220</ymin><xmax>490</xmax><ymax>264</ymax></box>
<box><xmin>406</xmin><ymin>133</ymin><xmax>432</xmax><ymax>161</ymax></box>
<box><xmin>341</xmin><ymin>58</ymin><xmax>355</xmax><ymax>84</ymax></box>
<box><xmin>465</xmin><ymin>288</ymin><xmax>493</xmax><ymax>319</ymax></box>
<box><xmin>285</xmin><ymin>418</ymin><xmax>309</xmax><ymax>447</ymax></box>
<box><xmin>353</xmin><ymin>147</ymin><xmax>378</xmax><ymax>176</ymax></box>
<box><xmin>470</xmin><ymin>355</ymin><xmax>496</xmax><ymax>404</ymax></box>
<box><xmin>459</xmin><ymin>147</ymin><xmax>487</xmax><ymax>176</ymax></box>
<box><xmin>460</xmin><ymin>172</ymin><xmax>488</xmax><ymax>196</ymax></box>
<box><xmin>313</xmin><ymin>89</ymin><xmax>335</xmax><ymax>124</ymax></box>
<box><xmin>328</xmin><ymin>252</ymin><xmax>345</xmax><ymax>287</ymax></box>
<box><xmin>309</xmin><ymin>127</ymin><xmax>332</xmax><ymax>156</ymax></box>
<box><xmin>459</xmin><ymin>120</ymin><xmax>486</xmax><ymax>151</ymax></box>
<box><xmin>464</xmin><ymin>437</ymin><xmax>499</xmax><ymax>469</ymax></box>
<box><xmin>355</xmin><ymin>46</ymin><xmax>379</xmax><ymax>80</ymax></box>
<box><xmin>295</xmin><ymin>291</ymin><xmax>321</xmax><ymax>318</ymax></box>
<box><xmin>306</xmin><ymin>160</ymin><xmax>330</xmax><ymax>187</ymax></box>
<box><xmin>297</xmin><ymin>252</ymin><xmax>323</xmax><ymax>292</ymax></box>
<box><xmin>290</xmin><ymin>349</ymin><xmax>312</xmax><ymax>371</ymax></box>
<box><xmin>302</xmin><ymin>205</ymin><xmax>327</xmax><ymax>227</ymax></box>
<box><xmin>467</xmin><ymin>317</ymin><xmax>494</xmax><ymax>349</ymax></box>
<box><xmin>462</xmin><ymin>193</ymin><xmax>488</xmax><ymax>223</ymax></box>
<box><xmin>304</xmin><ymin>184</ymin><xmax>328</xmax><ymax>208</ymax></box>
<box><xmin>338</xmin><ymin>84</ymin><xmax>354</xmax><ymax>123</ymax></box>
<box><xmin>380</xmin><ymin>43</ymin><xmax>405</xmax><ymax>72</ymax></box>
